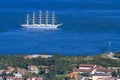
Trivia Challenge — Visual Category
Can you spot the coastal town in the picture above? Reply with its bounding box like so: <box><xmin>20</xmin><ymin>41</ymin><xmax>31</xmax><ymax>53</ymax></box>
<box><xmin>0</xmin><ymin>53</ymin><xmax>119</xmax><ymax>80</ymax></box>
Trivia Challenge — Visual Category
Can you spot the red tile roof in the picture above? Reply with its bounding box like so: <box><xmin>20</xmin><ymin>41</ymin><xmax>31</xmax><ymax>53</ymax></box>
<box><xmin>96</xmin><ymin>68</ymin><xmax>115</xmax><ymax>73</ymax></box>
<box><xmin>28</xmin><ymin>65</ymin><xmax>38</xmax><ymax>69</ymax></box>
<box><xmin>17</xmin><ymin>68</ymin><xmax>28</xmax><ymax>74</ymax></box>
<box><xmin>7</xmin><ymin>66</ymin><xmax>14</xmax><ymax>70</ymax></box>
<box><xmin>6</xmin><ymin>69</ymin><xmax>15</xmax><ymax>74</ymax></box>
<box><xmin>6</xmin><ymin>76</ymin><xmax>14</xmax><ymax>79</ymax></box>
<box><xmin>96</xmin><ymin>77</ymin><xmax>117</xmax><ymax>80</ymax></box>
<box><xmin>79</xmin><ymin>64</ymin><xmax>96</xmax><ymax>68</ymax></box>
<box><xmin>24</xmin><ymin>55</ymin><xmax>33</xmax><ymax>59</ymax></box>
<box><xmin>74</xmin><ymin>68</ymin><xmax>93</xmax><ymax>73</ymax></box>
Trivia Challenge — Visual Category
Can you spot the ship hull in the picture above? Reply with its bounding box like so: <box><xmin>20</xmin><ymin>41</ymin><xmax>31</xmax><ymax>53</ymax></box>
<box><xmin>21</xmin><ymin>24</ymin><xmax>62</xmax><ymax>29</ymax></box>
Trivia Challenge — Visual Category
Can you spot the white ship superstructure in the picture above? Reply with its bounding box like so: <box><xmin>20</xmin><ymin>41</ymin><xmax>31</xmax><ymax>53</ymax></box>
<box><xmin>21</xmin><ymin>11</ymin><xmax>62</xmax><ymax>29</ymax></box>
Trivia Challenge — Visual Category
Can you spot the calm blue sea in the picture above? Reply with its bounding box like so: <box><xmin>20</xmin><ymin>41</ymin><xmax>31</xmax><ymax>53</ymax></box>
<box><xmin>0</xmin><ymin>0</ymin><xmax>120</xmax><ymax>55</ymax></box>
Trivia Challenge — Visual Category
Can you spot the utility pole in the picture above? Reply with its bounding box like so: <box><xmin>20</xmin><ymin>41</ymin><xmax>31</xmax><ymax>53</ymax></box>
<box><xmin>108</xmin><ymin>41</ymin><xmax>114</xmax><ymax>55</ymax></box>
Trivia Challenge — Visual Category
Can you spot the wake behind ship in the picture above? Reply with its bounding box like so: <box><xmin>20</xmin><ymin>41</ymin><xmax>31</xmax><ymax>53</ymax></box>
<box><xmin>21</xmin><ymin>11</ymin><xmax>62</xmax><ymax>29</ymax></box>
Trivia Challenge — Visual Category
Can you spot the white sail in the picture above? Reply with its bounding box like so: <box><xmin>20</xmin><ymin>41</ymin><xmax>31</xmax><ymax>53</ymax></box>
<box><xmin>52</xmin><ymin>12</ymin><xmax>55</xmax><ymax>25</ymax></box>
<box><xmin>32</xmin><ymin>12</ymin><xmax>35</xmax><ymax>25</ymax></box>
<box><xmin>26</xmin><ymin>14</ymin><xmax>30</xmax><ymax>26</ymax></box>
<box><xmin>39</xmin><ymin>10</ymin><xmax>42</xmax><ymax>25</ymax></box>
<box><xmin>46</xmin><ymin>11</ymin><xmax>49</xmax><ymax>25</ymax></box>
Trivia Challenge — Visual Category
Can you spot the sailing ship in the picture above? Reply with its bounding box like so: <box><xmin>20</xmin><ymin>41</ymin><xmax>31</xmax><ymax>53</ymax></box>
<box><xmin>21</xmin><ymin>11</ymin><xmax>62</xmax><ymax>29</ymax></box>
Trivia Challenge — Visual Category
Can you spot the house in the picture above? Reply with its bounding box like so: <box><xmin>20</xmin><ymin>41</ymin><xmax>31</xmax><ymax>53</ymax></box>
<box><xmin>31</xmin><ymin>77</ymin><xmax>36</xmax><ymax>80</ymax></box>
<box><xmin>74</xmin><ymin>68</ymin><xmax>95</xmax><ymax>74</ymax></box>
<box><xmin>45</xmin><ymin>68</ymin><xmax>49</xmax><ymax>74</ymax></box>
<box><xmin>95</xmin><ymin>68</ymin><xmax>114</xmax><ymax>74</ymax></box>
<box><xmin>6</xmin><ymin>76</ymin><xmax>14</xmax><ymax>80</ymax></box>
<box><xmin>6</xmin><ymin>70</ymin><xmax>12</xmax><ymax>74</ymax></box>
<box><xmin>39</xmin><ymin>55</ymin><xmax>53</xmax><ymax>58</ymax></box>
<box><xmin>28</xmin><ymin>65</ymin><xmax>39</xmax><ymax>74</ymax></box>
<box><xmin>24</xmin><ymin>55</ymin><xmax>34</xmax><ymax>59</ymax></box>
<box><xmin>6</xmin><ymin>66</ymin><xmax>15</xmax><ymax>74</ymax></box>
<box><xmin>92</xmin><ymin>73</ymin><xmax>113</xmax><ymax>80</ymax></box>
<box><xmin>24</xmin><ymin>54</ymin><xmax>52</xmax><ymax>59</ymax></box>
<box><xmin>68</xmin><ymin>72</ymin><xmax>78</xmax><ymax>80</ymax></box>
<box><xmin>75</xmin><ymin>64</ymin><xmax>115</xmax><ymax>75</ymax></box>
<box><xmin>17</xmin><ymin>68</ymin><xmax>28</xmax><ymax>75</ymax></box>
<box><xmin>74</xmin><ymin>64</ymin><xmax>97</xmax><ymax>74</ymax></box>
<box><xmin>7</xmin><ymin>66</ymin><xmax>15</xmax><ymax>71</ymax></box>
<box><xmin>13</xmin><ymin>72</ymin><xmax>22</xmax><ymax>79</ymax></box>
<box><xmin>26</xmin><ymin>78</ymin><xmax>31</xmax><ymax>80</ymax></box>
<box><xmin>96</xmin><ymin>77</ymin><xmax>117</xmax><ymax>80</ymax></box>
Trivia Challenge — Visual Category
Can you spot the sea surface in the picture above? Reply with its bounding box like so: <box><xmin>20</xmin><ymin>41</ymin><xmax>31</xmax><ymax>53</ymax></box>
<box><xmin>0</xmin><ymin>0</ymin><xmax>120</xmax><ymax>55</ymax></box>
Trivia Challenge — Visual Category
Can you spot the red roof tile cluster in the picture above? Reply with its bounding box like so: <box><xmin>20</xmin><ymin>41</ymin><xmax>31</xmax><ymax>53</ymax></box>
<box><xmin>7</xmin><ymin>66</ymin><xmax>14</xmax><ymax>70</ymax></box>
<box><xmin>75</xmin><ymin>64</ymin><xmax>115</xmax><ymax>74</ymax></box>
<box><xmin>17</xmin><ymin>68</ymin><xmax>28</xmax><ymax>75</ymax></box>
<box><xmin>79</xmin><ymin>64</ymin><xmax>96</xmax><ymax>68</ymax></box>
<box><xmin>97</xmin><ymin>77</ymin><xmax>117</xmax><ymax>80</ymax></box>
<box><xmin>6</xmin><ymin>76</ymin><xmax>14</xmax><ymax>79</ymax></box>
<box><xmin>96</xmin><ymin>68</ymin><xmax>115</xmax><ymax>73</ymax></box>
<box><xmin>28</xmin><ymin>65</ymin><xmax>38</xmax><ymax>69</ymax></box>
<box><xmin>24</xmin><ymin>55</ymin><xmax>33</xmax><ymax>59</ymax></box>
<box><xmin>6</xmin><ymin>66</ymin><xmax>14</xmax><ymax>73</ymax></box>
<box><xmin>74</xmin><ymin>68</ymin><xmax>93</xmax><ymax>73</ymax></box>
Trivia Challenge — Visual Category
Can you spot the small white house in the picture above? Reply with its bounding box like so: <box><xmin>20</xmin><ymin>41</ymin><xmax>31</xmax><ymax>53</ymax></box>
<box><xmin>13</xmin><ymin>72</ymin><xmax>22</xmax><ymax>79</ymax></box>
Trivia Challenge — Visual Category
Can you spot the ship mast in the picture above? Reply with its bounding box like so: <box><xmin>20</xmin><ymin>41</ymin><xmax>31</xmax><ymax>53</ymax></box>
<box><xmin>52</xmin><ymin>12</ymin><xmax>55</xmax><ymax>25</ymax></box>
<box><xmin>46</xmin><ymin>11</ymin><xmax>49</xmax><ymax>25</ymax></box>
<box><xmin>39</xmin><ymin>11</ymin><xmax>42</xmax><ymax>25</ymax></box>
<box><xmin>32</xmin><ymin>12</ymin><xmax>35</xmax><ymax>25</ymax></box>
<box><xmin>26</xmin><ymin>14</ymin><xmax>30</xmax><ymax>26</ymax></box>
